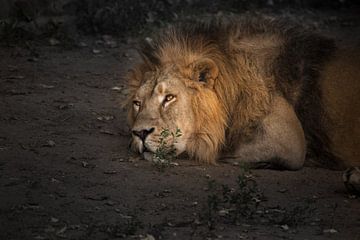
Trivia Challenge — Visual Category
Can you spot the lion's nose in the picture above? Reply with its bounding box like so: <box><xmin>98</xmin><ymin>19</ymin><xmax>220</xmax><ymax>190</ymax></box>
<box><xmin>132</xmin><ymin>127</ymin><xmax>155</xmax><ymax>142</ymax></box>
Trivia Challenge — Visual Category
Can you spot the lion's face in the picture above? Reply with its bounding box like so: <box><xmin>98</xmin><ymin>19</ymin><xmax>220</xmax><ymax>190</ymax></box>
<box><xmin>127</xmin><ymin>56</ymin><xmax>226</xmax><ymax>163</ymax></box>
<box><xmin>128</xmin><ymin>66</ymin><xmax>195</xmax><ymax>156</ymax></box>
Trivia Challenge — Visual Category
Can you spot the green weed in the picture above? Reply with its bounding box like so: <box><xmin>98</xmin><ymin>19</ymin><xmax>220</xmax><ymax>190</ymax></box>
<box><xmin>203</xmin><ymin>169</ymin><xmax>264</xmax><ymax>230</ymax></box>
<box><xmin>152</xmin><ymin>128</ymin><xmax>182</xmax><ymax>171</ymax></box>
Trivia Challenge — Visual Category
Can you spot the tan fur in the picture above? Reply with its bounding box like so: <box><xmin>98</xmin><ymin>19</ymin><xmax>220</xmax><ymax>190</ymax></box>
<box><xmin>222</xmin><ymin>96</ymin><xmax>306</xmax><ymax>170</ymax></box>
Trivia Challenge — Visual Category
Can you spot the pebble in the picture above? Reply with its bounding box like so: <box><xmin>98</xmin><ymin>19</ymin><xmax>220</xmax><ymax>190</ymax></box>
<box><xmin>141</xmin><ymin>234</ymin><xmax>155</xmax><ymax>240</ymax></box>
<box><xmin>92</xmin><ymin>49</ymin><xmax>101</xmax><ymax>54</ymax></box>
<box><xmin>49</xmin><ymin>38</ymin><xmax>60</xmax><ymax>46</ymax></box>
<box><xmin>323</xmin><ymin>228</ymin><xmax>338</xmax><ymax>234</ymax></box>
<box><xmin>45</xmin><ymin>140</ymin><xmax>56</xmax><ymax>147</ymax></box>
<box><xmin>281</xmin><ymin>224</ymin><xmax>289</xmax><ymax>230</ymax></box>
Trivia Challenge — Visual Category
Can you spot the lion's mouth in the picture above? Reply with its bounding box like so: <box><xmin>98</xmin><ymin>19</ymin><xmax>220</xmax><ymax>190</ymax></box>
<box><xmin>138</xmin><ymin>141</ymin><xmax>156</xmax><ymax>160</ymax></box>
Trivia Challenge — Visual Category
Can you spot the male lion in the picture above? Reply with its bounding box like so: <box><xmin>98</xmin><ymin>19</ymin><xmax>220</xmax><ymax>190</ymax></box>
<box><xmin>126</xmin><ymin>16</ymin><xmax>359</xmax><ymax>171</ymax></box>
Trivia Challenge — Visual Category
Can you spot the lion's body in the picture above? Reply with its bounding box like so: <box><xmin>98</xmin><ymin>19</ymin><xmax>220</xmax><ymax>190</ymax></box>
<box><xmin>127</xmin><ymin>16</ymin><xmax>359</xmax><ymax>170</ymax></box>
<box><xmin>321</xmin><ymin>48</ymin><xmax>360</xmax><ymax>167</ymax></box>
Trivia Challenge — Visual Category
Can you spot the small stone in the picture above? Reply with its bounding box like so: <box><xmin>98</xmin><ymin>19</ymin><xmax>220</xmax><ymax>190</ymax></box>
<box><xmin>56</xmin><ymin>226</ymin><xmax>67</xmax><ymax>235</ymax></box>
<box><xmin>278</xmin><ymin>188</ymin><xmax>288</xmax><ymax>193</ymax></box>
<box><xmin>44</xmin><ymin>140</ymin><xmax>56</xmax><ymax>147</ymax></box>
<box><xmin>103</xmin><ymin>35</ymin><xmax>117</xmax><ymax>48</ymax></box>
<box><xmin>39</xmin><ymin>83</ymin><xmax>55</xmax><ymax>89</ymax></box>
<box><xmin>111</xmin><ymin>86</ymin><xmax>122</xmax><ymax>91</ymax></box>
<box><xmin>100</xmin><ymin>129</ymin><xmax>115</xmax><ymax>135</ymax></box>
<box><xmin>218</xmin><ymin>209</ymin><xmax>229</xmax><ymax>216</ymax></box>
<box><xmin>49</xmin><ymin>38</ymin><xmax>61</xmax><ymax>46</ymax></box>
<box><xmin>51</xmin><ymin>178</ymin><xmax>60</xmax><ymax>183</ymax></box>
<box><xmin>105</xmin><ymin>200</ymin><xmax>115</xmax><ymax>206</ymax></box>
<box><xmin>92</xmin><ymin>49</ymin><xmax>101</xmax><ymax>54</ymax></box>
<box><xmin>323</xmin><ymin>228</ymin><xmax>338</xmax><ymax>234</ymax></box>
<box><xmin>34</xmin><ymin>235</ymin><xmax>46</xmax><ymax>240</ymax></box>
<box><xmin>141</xmin><ymin>234</ymin><xmax>155</xmax><ymax>240</ymax></box>
<box><xmin>103</xmin><ymin>170</ymin><xmax>117</xmax><ymax>175</ymax></box>
<box><xmin>78</xmin><ymin>42</ymin><xmax>87</xmax><ymax>47</ymax></box>
<box><xmin>50</xmin><ymin>217</ymin><xmax>59</xmax><ymax>223</ymax></box>
<box><xmin>28</xmin><ymin>57</ymin><xmax>39</xmax><ymax>62</ymax></box>
<box><xmin>145</xmin><ymin>37</ymin><xmax>153</xmax><ymax>44</ymax></box>
<box><xmin>281</xmin><ymin>224</ymin><xmax>289</xmax><ymax>231</ymax></box>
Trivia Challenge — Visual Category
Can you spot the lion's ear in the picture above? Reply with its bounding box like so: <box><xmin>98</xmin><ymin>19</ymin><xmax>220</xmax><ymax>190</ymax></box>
<box><xmin>191</xmin><ymin>58</ymin><xmax>219</xmax><ymax>87</ymax></box>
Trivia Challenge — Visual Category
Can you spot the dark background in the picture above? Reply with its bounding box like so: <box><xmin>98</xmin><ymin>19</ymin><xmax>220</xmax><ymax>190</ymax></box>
<box><xmin>1</xmin><ymin>0</ymin><xmax>359</xmax><ymax>41</ymax></box>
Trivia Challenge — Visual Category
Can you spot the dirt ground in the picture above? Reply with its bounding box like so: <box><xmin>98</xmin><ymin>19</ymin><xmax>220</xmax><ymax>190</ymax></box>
<box><xmin>1</xmin><ymin>10</ymin><xmax>360</xmax><ymax>240</ymax></box>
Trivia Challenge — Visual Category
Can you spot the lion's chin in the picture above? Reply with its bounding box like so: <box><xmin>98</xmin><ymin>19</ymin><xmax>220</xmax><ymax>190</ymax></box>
<box><xmin>142</xmin><ymin>151</ymin><xmax>154</xmax><ymax>161</ymax></box>
<box><xmin>131</xmin><ymin>138</ymin><xmax>187</xmax><ymax>161</ymax></box>
<box><xmin>131</xmin><ymin>139</ymin><xmax>157</xmax><ymax>156</ymax></box>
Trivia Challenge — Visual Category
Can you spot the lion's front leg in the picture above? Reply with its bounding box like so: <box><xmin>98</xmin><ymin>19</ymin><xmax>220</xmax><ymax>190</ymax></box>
<box><xmin>221</xmin><ymin>97</ymin><xmax>306</xmax><ymax>170</ymax></box>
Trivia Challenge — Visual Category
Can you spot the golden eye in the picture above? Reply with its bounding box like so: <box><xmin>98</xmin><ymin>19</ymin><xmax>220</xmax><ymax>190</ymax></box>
<box><xmin>133</xmin><ymin>100</ymin><xmax>141</xmax><ymax>107</ymax></box>
<box><xmin>164</xmin><ymin>94</ymin><xmax>175</xmax><ymax>102</ymax></box>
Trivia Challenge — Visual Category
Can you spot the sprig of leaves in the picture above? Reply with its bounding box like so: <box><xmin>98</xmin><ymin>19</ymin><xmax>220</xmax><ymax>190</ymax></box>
<box><xmin>153</xmin><ymin>128</ymin><xmax>182</xmax><ymax>171</ymax></box>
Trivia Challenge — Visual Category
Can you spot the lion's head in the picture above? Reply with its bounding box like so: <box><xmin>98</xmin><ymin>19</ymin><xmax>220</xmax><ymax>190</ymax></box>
<box><xmin>127</xmin><ymin>54</ymin><xmax>227</xmax><ymax>163</ymax></box>
<box><xmin>126</xmin><ymin>21</ymin><xmax>273</xmax><ymax>164</ymax></box>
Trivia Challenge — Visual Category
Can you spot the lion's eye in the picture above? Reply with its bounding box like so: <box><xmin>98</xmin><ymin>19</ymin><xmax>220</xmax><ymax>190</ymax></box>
<box><xmin>133</xmin><ymin>100</ymin><xmax>141</xmax><ymax>108</ymax></box>
<box><xmin>164</xmin><ymin>94</ymin><xmax>175</xmax><ymax>102</ymax></box>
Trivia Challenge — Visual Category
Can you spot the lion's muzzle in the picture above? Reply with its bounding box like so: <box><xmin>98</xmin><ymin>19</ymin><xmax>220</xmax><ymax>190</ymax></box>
<box><xmin>131</xmin><ymin>127</ymin><xmax>156</xmax><ymax>153</ymax></box>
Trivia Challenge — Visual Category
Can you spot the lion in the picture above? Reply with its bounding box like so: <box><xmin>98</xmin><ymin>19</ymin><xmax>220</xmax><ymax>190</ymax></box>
<box><xmin>125</xmin><ymin>15</ymin><xmax>360</xmax><ymax>171</ymax></box>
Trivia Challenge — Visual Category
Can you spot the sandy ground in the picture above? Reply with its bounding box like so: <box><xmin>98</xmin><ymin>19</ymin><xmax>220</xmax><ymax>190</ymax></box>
<box><xmin>1</xmin><ymin>12</ymin><xmax>360</xmax><ymax>240</ymax></box>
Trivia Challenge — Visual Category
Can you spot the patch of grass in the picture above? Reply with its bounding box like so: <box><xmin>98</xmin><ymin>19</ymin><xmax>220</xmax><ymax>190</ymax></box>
<box><xmin>203</xmin><ymin>168</ymin><xmax>264</xmax><ymax>230</ymax></box>
<box><xmin>223</xmin><ymin>171</ymin><xmax>263</xmax><ymax>221</ymax></box>
<box><xmin>152</xmin><ymin>128</ymin><xmax>182</xmax><ymax>171</ymax></box>
<box><xmin>202</xmin><ymin>169</ymin><xmax>315</xmax><ymax>231</ymax></box>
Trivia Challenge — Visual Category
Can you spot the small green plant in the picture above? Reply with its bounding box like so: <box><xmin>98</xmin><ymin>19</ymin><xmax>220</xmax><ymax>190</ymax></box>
<box><xmin>202</xmin><ymin>168</ymin><xmax>264</xmax><ymax>230</ymax></box>
<box><xmin>225</xmin><ymin>171</ymin><xmax>263</xmax><ymax>221</ymax></box>
<box><xmin>201</xmin><ymin>169</ymin><xmax>315</xmax><ymax>231</ymax></box>
<box><xmin>153</xmin><ymin>128</ymin><xmax>182</xmax><ymax>171</ymax></box>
